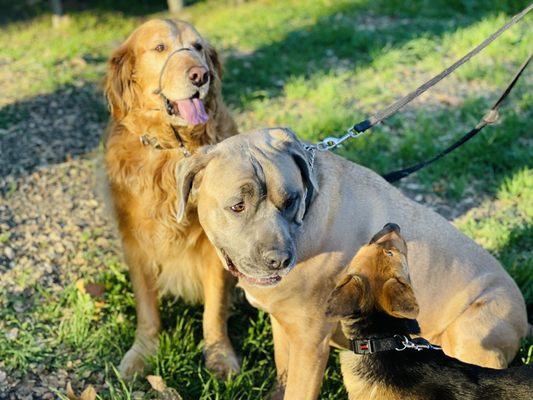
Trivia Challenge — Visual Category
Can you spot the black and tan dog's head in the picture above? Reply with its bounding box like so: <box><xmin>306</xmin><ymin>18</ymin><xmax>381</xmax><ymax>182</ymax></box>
<box><xmin>326</xmin><ymin>223</ymin><xmax>419</xmax><ymax>321</ymax></box>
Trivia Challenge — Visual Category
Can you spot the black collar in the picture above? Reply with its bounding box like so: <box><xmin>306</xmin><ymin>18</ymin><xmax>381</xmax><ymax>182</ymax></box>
<box><xmin>351</xmin><ymin>335</ymin><xmax>442</xmax><ymax>355</ymax></box>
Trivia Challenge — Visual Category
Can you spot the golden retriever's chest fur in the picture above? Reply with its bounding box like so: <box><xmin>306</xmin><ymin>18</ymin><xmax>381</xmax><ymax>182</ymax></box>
<box><xmin>105</xmin><ymin>123</ymin><xmax>213</xmax><ymax>302</ymax></box>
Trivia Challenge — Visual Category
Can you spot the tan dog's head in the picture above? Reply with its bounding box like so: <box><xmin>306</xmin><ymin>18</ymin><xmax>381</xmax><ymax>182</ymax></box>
<box><xmin>175</xmin><ymin>128</ymin><xmax>318</xmax><ymax>286</ymax></box>
<box><xmin>325</xmin><ymin>223</ymin><xmax>419</xmax><ymax>321</ymax></box>
<box><xmin>105</xmin><ymin>19</ymin><xmax>221</xmax><ymax>125</ymax></box>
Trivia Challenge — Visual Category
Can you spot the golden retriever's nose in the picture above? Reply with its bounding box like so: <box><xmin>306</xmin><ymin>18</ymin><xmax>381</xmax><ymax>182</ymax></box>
<box><xmin>189</xmin><ymin>66</ymin><xmax>209</xmax><ymax>87</ymax></box>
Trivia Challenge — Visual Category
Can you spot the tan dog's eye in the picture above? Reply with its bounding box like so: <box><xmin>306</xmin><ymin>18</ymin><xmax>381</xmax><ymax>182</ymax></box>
<box><xmin>230</xmin><ymin>202</ymin><xmax>245</xmax><ymax>213</ymax></box>
<box><xmin>154</xmin><ymin>44</ymin><xmax>166</xmax><ymax>52</ymax></box>
<box><xmin>193</xmin><ymin>42</ymin><xmax>203</xmax><ymax>51</ymax></box>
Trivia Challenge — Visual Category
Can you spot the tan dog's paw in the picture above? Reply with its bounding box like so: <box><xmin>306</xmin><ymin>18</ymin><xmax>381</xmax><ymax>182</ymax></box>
<box><xmin>267</xmin><ymin>382</ymin><xmax>285</xmax><ymax>400</ymax></box>
<box><xmin>204</xmin><ymin>342</ymin><xmax>240</xmax><ymax>379</ymax></box>
<box><xmin>119</xmin><ymin>346</ymin><xmax>151</xmax><ymax>380</ymax></box>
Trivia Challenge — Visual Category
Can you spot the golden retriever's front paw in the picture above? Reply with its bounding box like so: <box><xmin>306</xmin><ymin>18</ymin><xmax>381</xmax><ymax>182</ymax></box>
<box><xmin>204</xmin><ymin>342</ymin><xmax>240</xmax><ymax>379</ymax></box>
<box><xmin>119</xmin><ymin>346</ymin><xmax>151</xmax><ymax>380</ymax></box>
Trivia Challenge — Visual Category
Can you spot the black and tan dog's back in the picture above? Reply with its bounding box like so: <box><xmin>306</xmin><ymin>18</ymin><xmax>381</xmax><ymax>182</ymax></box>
<box><xmin>326</xmin><ymin>223</ymin><xmax>533</xmax><ymax>400</ymax></box>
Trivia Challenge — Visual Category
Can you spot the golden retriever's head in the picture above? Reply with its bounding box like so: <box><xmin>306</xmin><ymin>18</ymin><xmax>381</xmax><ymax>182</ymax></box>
<box><xmin>326</xmin><ymin>223</ymin><xmax>419</xmax><ymax>321</ymax></box>
<box><xmin>105</xmin><ymin>19</ymin><xmax>222</xmax><ymax>125</ymax></box>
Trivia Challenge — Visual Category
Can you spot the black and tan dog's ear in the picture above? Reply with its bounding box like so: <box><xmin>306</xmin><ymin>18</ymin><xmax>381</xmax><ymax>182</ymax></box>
<box><xmin>105</xmin><ymin>43</ymin><xmax>137</xmax><ymax>120</ymax></box>
<box><xmin>381</xmin><ymin>277</ymin><xmax>419</xmax><ymax>319</ymax></box>
<box><xmin>325</xmin><ymin>274</ymin><xmax>367</xmax><ymax>319</ymax></box>
<box><xmin>369</xmin><ymin>223</ymin><xmax>407</xmax><ymax>255</ymax></box>
<box><xmin>175</xmin><ymin>147</ymin><xmax>214</xmax><ymax>223</ymax></box>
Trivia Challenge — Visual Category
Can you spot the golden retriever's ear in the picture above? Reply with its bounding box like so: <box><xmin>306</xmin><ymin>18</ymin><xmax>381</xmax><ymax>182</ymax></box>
<box><xmin>105</xmin><ymin>44</ymin><xmax>137</xmax><ymax>120</ymax></box>
<box><xmin>325</xmin><ymin>274</ymin><xmax>367</xmax><ymax>319</ymax></box>
<box><xmin>381</xmin><ymin>277</ymin><xmax>419</xmax><ymax>319</ymax></box>
<box><xmin>175</xmin><ymin>148</ymin><xmax>214</xmax><ymax>223</ymax></box>
<box><xmin>206</xmin><ymin>43</ymin><xmax>223</xmax><ymax>79</ymax></box>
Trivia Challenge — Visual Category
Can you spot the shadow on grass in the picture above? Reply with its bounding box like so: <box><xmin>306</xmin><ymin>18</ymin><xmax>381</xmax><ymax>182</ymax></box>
<box><xmin>0</xmin><ymin>82</ymin><xmax>107</xmax><ymax>181</ymax></box>
<box><xmin>0</xmin><ymin>0</ymin><xmax>165</xmax><ymax>26</ymax></box>
<box><xmin>1</xmin><ymin>0</ymin><xmax>528</xmax><ymax>183</ymax></box>
<box><xmin>220</xmin><ymin>0</ymin><xmax>529</xmax><ymax>110</ymax></box>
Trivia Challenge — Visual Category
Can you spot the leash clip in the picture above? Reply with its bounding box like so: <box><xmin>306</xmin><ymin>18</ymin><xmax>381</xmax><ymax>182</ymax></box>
<box><xmin>316</xmin><ymin>126</ymin><xmax>366</xmax><ymax>151</ymax></box>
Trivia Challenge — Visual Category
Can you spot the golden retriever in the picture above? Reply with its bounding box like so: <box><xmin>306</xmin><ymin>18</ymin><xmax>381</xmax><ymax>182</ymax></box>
<box><xmin>103</xmin><ymin>19</ymin><xmax>239</xmax><ymax>378</ymax></box>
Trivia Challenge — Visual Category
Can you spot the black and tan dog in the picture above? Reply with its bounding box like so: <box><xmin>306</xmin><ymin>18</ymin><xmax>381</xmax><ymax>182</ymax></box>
<box><xmin>326</xmin><ymin>223</ymin><xmax>533</xmax><ymax>400</ymax></box>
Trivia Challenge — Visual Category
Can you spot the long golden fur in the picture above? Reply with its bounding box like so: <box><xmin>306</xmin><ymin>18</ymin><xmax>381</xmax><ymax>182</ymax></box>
<box><xmin>103</xmin><ymin>19</ymin><xmax>239</xmax><ymax>378</ymax></box>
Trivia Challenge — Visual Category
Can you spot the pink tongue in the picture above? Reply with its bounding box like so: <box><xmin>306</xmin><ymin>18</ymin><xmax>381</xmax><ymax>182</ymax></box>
<box><xmin>175</xmin><ymin>98</ymin><xmax>209</xmax><ymax>125</ymax></box>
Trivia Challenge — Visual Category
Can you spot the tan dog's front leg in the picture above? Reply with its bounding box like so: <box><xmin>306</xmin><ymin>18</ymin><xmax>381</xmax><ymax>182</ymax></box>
<box><xmin>269</xmin><ymin>315</ymin><xmax>289</xmax><ymax>399</ymax></box>
<box><xmin>119</xmin><ymin>241</ymin><xmax>161</xmax><ymax>379</ymax></box>
<box><xmin>202</xmin><ymin>247</ymin><xmax>240</xmax><ymax>378</ymax></box>
<box><xmin>283</xmin><ymin>331</ymin><xmax>331</xmax><ymax>400</ymax></box>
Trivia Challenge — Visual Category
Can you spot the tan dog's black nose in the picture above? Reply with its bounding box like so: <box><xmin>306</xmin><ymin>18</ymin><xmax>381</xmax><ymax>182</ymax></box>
<box><xmin>265</xmin><ymin>250</ymin><xmax>293</xmax><ymax>270</ymax></box>
<box><xmin>189</xmin><ymin>66</ymin><xmax>208</xmax><ymax>87</ymax></box>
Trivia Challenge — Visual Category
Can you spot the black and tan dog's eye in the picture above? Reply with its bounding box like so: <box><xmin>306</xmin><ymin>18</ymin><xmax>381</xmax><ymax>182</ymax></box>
<box><xmin>193</xmin><ymin>42</ymin><xmax>203</xmax><ymax>51</ymax></box>
<box><xmin>154</xmin><ymin>43</ymin><xmax>166</xmax><ymax>52</ymax></box>
<box><xmin>230</xmin><ymin>201</ymin><xmax>245</xmax><ymax>213</ymax></box>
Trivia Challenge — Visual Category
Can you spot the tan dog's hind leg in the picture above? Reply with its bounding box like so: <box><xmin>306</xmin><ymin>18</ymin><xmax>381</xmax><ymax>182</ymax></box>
<box><xmin>283</xmin><ymin>329</ymin><xmax>331</xmax><ymax>400</ymax></box>
<box><xmin>202</xmin><ymin>247</ymin><xmax>240</xmax><ymax>378</ymax></box>
<box><xmin>119</xmin><ymin>241</ymin><xmax>161</xmax><ymax>379</ymax></box>
<box><xmin>438</xmin><ymin>296</ymin><xmax>525</xmax><ymax>369</ymax></box>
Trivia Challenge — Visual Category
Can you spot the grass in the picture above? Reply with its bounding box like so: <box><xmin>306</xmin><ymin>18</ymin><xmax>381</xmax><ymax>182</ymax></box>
<box><xmin>0</xmin><ymin>0</ymin><xmax>531</xmax><ymax>398</ymax></box>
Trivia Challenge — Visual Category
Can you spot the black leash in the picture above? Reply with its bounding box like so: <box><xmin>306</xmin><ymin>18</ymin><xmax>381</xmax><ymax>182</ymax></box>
<box><xmin>383</xmin><ymin>53</ymin><xmax>532</xmax><ymax>183</ymax></box>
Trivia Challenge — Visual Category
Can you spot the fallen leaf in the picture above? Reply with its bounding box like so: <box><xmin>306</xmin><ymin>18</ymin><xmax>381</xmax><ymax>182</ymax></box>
<box><xmin>85</xmin><ymin>282</ymin><xmax>105</xmax><ymax>298</ymax></box>
<box><xmin>147</xmin><ymin>375</ymin><xmax>166</xmax><ymax>392</ymax></box>
<box><xmin>147</xmin><ymin>375</ymin><xmax>183</xmax><ymax>400</ymax></box>
<box><xmin>66</xmin><ymin>382</ymin><xmax>97</xmax><ymax>400</ymax></box>
<box><xmin>75</xmin><ymin>279</ymin><xmax>86</xmax><ymax>294</ymax></box>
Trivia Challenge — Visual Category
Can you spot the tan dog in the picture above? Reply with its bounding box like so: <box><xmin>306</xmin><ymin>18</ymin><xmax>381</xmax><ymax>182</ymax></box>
<box><xmin>175</xmin><ymin>128</ymin><xmax>528</xmax><ymax>399</ymax></box>
<box><xmin>326</xmin><ymin>224</ymin><xmax>533</xmax><ymax>400</ymax></box>
<box><xmin>104</xmin><ymin>19</ymin><xmax>239</xmax><ymax>378</ymax></box>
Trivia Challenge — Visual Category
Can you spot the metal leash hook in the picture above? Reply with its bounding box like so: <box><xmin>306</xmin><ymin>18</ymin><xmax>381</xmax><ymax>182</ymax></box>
<box><xmin>316</xmin><ymin>125</ymin><xmax>368</xmax><ymax>151</ymax></box>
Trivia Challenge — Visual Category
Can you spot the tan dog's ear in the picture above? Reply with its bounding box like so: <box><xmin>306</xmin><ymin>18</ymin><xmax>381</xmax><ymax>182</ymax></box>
<box><xmin>270</xmin><ymin>129</ymin><xmax>319</xmax><ymax>223</ymax></box>
<box><xmin>105</xmin><ymin>43</ymin><xmax>137</xmax><ymax>120</ymax></box>
<box><xmin>325</xmin><ymin>274</ymin><xmax>367</xmax><ymax>319</ymax></box>
<box><xmin>205</xmin><ymin>43</ymin><xmax>222</xmax><ymax>80</ymax></box>
<box><xmin>175</xmin><ymin>148</ymin><xmax>214</xmax><ymax>223</ymax></box>
<box><xmin>380</xmin><ymin>277</ymin><xmax>419</xmax><ymax>319</ymax></box>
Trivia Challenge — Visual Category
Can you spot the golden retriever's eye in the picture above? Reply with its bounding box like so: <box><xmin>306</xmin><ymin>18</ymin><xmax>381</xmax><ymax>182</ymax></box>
<box><xmin>384</xmin><ymin>249</ymin><xmax>394</xmax><ymax>257</ymax></box>
<box><xmin>192</xmin><ymin>42</ymin><xmax>203</xmax><ymax>51</ymax></box>
<box><xmin>154</xmin><ymin>44</ymin><xmax>166</xmax><ymax>52</ymax></box>
<box><xmin>230</xmin><ymin>202</ymin><xmax>245</xmax><ymax>213</ymax></box>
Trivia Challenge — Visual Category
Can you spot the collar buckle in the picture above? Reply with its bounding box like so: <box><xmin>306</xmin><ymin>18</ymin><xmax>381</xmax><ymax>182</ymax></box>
<box><xmin>351</xmin><ymin>339</ymin><xmax>375</xmax><ymax>355</ymax></box>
